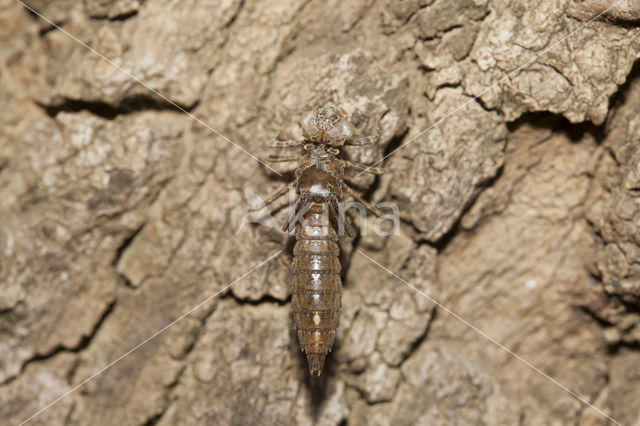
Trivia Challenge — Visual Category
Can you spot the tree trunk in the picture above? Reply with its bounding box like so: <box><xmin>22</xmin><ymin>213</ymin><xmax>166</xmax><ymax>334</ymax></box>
<box><xmin>2</xmin><ymin>0</ymin><xmax>640</xmax><ymax>424</ymax></box>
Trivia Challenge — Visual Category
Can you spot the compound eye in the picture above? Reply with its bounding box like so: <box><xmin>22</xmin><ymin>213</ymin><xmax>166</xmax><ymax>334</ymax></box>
<box><xmin>301</xmin><ymin>111</ymin><xmax>318</xmax><ymax>139</ymax></box>
<box><xmin>327</xmin><ymin>120</ymin><xmax>354</xmax><ymax>146</ymax></box>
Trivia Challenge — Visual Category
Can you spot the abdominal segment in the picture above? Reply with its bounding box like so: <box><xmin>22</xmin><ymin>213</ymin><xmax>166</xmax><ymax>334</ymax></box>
<box><xmin>291</xmin><ymin>203</ymin><xmax>342</xmax><ymax>376</ymax></box>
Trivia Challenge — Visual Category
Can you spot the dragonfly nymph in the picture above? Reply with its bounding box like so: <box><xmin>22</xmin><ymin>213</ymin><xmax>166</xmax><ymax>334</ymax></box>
<box><xmin>259</xmin><ymin>105</ymin><xmax>386</xmax><ymax>375</ymax></box>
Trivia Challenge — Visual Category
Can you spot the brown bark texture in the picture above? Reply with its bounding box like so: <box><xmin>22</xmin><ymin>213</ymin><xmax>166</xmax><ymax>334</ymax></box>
<box><xmin>2</xmin><ymin>0</ymin><xmax>640</xmax><ymax>425</ymax></box>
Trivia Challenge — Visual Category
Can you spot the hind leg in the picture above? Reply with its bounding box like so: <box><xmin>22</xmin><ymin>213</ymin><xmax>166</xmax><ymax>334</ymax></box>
<box><xmin>253</xmin><ymin>182</ymin><xmax>295</xmax><ymax>211</ymax></box>
<box><xmin>282</xmin><ymin>197</ymin><xmax>311</xmax><ymax>233</ymax></box>
<box><xmin>343</xmin><ymin>184</ymin><xmax>382</xmax><ymax>216</ymax></box>
<box><xmin>329</xmin><ymin>198</ymin><xmax>354</xmax><ymax>237</ymax></box>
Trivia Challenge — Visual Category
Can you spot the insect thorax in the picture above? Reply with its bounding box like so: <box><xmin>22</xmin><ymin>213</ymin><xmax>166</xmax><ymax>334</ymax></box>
<box><xmin>297</xmin><ymin>150</ymin><xmax>343</xmax><ymax>199</ymax></box>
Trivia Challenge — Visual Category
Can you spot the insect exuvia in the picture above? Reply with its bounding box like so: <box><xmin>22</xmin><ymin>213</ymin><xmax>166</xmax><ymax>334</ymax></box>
<box><xmin>258</xmin><ymin>105</ymin><xmax>386</xmax><ymax>375</ymax></box>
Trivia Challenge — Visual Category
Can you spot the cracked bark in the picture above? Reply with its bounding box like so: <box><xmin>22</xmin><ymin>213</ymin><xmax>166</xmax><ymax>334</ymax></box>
<box><xmin>2</xmin><ymin>0</ymin><xmax>640</xmax><ymax>425</ymax></box>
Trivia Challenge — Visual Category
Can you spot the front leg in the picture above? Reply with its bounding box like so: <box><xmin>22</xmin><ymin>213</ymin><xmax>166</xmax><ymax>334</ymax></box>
<box><xmin>268</xmin><ymin>155</ymin><xmax>299</xmax><ymax>162</ymax></box>
<box><xmin>266</xmin><ymin>131</ymin><xmax>303</xmax><ymax>148</ymax></box>
<box><xmin>347</xmin><ymin>134</ymin><xmax>377</xmax><ymax>146</ymax></box>
<box><xmin>341</xmin><ymin>159</ymin><xmax>387</xmax><ymax>175</ymax></box>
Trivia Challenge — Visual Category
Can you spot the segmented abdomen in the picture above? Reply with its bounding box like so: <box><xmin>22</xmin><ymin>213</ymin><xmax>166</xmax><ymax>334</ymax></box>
<box><xmin>291</xmin><ymin>202</ymin><xmax>341</xmax><ymax>376</ymax></box>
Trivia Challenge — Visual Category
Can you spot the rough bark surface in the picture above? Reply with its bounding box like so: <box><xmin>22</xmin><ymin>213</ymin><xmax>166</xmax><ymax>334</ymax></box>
<box><xmin>2</xmin><ymin>0</ymin><xmax>640</xmax><ymax>424</ymax></box>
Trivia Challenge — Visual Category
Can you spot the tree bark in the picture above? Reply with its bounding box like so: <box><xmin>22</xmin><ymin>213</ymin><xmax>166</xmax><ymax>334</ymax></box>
<box><xmin>2</xmin><ymin>0</ymin><xmax>640</xmax><ymax>424</ymax></box>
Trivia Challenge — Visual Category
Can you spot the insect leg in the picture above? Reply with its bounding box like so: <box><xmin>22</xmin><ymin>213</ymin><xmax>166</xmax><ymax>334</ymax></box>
<box><xmin>329</xmin><ymin>198</ymin><xmax>353</xmax><ymax>237</ymax></box>
<box><xmin>346</xmin><ymin>135</ymin><xmax>377</xmax><ymax>146</ymax></box>
<box><xmin>344</xmin><ymin>178</ymin><xmax>364</xmax><ymax>189</ymax></box>
<box><xmin>264</xmin><ymin>130</ymin><xmax>304</xmax><ymax>148</ymax></box>
<box><xmin>281</xmin><ymin>198</ymin><xmax>300</xmax><ymax>232</ymax></box>
<box><xmin>343</xmin><ymin>184</ymin><xmax>383</xmax><ymax>217</ymax></box>
<box><xmin>268</xmin><ymin>140</ymin><xmax>304</xmax><ymax>148</ymax></box>
<box><xmin>282</xmin><ymin>198</ymin><xmax>311</xmax><ymax>233</ymax></box>
<box><xmin>341</xmin><ymin>159</ymin><xmax>387</xmax><ymax>175</ymax></box>
<box><xmin>255</xmin><ymin>182</ymin><xmax>295</xmax><ymax>211</ymax></box>
<box><xmin>268</xmin><ymin>155</ymin><xmax>299</xmax><ymax>162</ymax></box>
<box><xmin>347</xmin><ymin>117</ymin><xmax>381</xmax><ymax>146</ymax></box>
